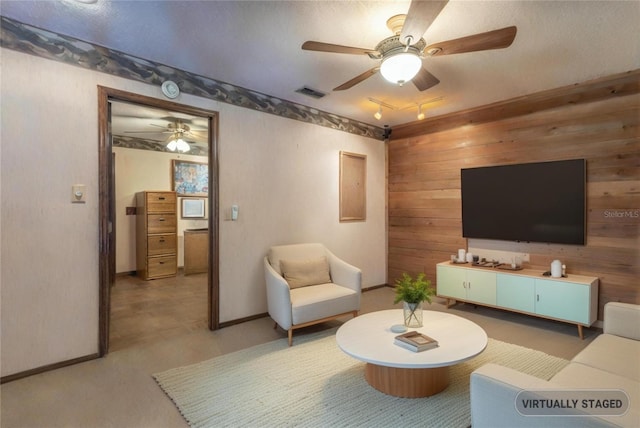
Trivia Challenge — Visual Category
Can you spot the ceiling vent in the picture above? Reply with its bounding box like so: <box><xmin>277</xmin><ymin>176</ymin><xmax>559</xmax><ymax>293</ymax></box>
<box><xmin>295</xmin><ymin>86</ymin><xmax>327</xmax><ymax>99</ymax></box>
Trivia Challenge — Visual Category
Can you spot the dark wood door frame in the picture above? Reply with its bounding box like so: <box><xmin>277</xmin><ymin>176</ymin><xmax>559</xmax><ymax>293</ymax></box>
<box><xmin>97</xmin><ymin>86</ymin><xmax>220</xmax><ymax>356</ymax></box>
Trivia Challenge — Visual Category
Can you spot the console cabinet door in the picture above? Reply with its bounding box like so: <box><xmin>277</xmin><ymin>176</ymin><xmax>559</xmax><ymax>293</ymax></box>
<box><xmin>436</xmin><ymin>265</ymin><xmax>467</xmax><ymax>300</ymax></box>
<box><xmin>497</xmin><ymin>274</ymin><xmax>535</xmax><ymax>313</ymax></box>
<box><xmin>466</xmin><ymin>270</ymin><xmax>497</xmax><ymax>306</ymax></box>
<box><xmin>535</xmin><ymin>279</ymin><xmax>590</xmax><ymax>324</ymax></box>
<box><xmin>437</xmin><ymin>265</ymin><xmax>496</xmax><ymax>305</ymax></box>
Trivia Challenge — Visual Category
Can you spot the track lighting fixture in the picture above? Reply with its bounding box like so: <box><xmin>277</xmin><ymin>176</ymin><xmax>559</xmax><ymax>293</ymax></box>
<box><xmin>374</xmin><ymin>106</ymin><xmax>383</xmax><ymax>120</ymax></box>
<box><xmin>417</xmin><ymin>104</ymin><xmax>425</xmax><ymax>120</ymax></box>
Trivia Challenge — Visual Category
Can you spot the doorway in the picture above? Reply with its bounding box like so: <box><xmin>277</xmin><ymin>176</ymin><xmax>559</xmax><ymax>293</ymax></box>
<box><xmin>98</xmin><ymin>86</ymin><xmax>219</xmax><ymax>356</ymax></box>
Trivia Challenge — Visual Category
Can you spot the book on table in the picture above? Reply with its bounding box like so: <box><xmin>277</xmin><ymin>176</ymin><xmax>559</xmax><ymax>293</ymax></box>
<box><xmin>394</xmin><ymin>331</ymin><xmax>439</xmax><ymax>352</ymax></box>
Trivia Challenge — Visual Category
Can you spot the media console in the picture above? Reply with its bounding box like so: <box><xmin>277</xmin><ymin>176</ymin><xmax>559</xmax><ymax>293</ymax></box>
<box><xmin>436</xmin><ymin>261</ymin><xmax>599</xmax><ymax>339</ymax></box>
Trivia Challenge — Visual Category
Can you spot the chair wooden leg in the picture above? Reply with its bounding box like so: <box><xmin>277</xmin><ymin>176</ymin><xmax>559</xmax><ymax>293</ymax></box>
<box><xmin>288</xmin><ymin>329</ymin><xmax>293</xmax><ymax>346</ymax></box>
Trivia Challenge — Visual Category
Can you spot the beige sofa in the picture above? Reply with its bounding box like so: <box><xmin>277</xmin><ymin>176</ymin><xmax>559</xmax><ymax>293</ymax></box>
<box><xmin>471</xmin><ymin>302</ymin><xmax>640</xmax><ymax>427</ymax></box>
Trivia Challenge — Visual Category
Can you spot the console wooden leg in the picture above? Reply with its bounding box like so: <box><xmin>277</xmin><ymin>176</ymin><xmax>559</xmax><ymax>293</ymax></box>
<box><xmin>577</xmin><ymin>324</ymin><xmax>584</xmax><ymax>340</ymax></box>
<box><xmin>288</xmin><ymin>329</ymin><xmax>293</xmax><ymax>346</ymax></box>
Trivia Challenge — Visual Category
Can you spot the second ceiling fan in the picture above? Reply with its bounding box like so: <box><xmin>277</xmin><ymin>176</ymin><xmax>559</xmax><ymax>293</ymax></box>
<box><xmin>302</xmin><ymin>0</ymin><xmax>517</xmax><ymax>92</ymax></box>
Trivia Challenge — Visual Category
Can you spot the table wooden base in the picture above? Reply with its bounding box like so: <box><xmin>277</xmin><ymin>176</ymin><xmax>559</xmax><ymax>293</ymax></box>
<box><xmin>364</xmin><ymin>363</ymin><xmax>450</xmax><ymax>398</ymax></box>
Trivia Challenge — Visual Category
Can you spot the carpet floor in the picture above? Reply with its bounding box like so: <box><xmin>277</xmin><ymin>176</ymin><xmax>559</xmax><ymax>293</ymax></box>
<box><xmin>154</xmin><ymin>329</ymin><xmax>568</xmax><ymax>428</ymax></box>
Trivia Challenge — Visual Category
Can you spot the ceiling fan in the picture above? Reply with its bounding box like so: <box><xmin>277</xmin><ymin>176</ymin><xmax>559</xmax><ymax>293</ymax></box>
<box><xmin>302</xmin><ymin>0</ymin><xmax>517</xmax><ymax>92</ymax></box>
<box><xmin>124</xmin><ymin>120</ymin><xmax>206</xmax><ymax>152</ymax></box>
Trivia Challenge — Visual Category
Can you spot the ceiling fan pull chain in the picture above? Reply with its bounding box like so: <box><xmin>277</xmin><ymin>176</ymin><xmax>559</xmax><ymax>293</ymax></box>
<box><xmin>403</xmin><ymin>36</ymin><xmax>413</xmax><ymax>52</ymax></box>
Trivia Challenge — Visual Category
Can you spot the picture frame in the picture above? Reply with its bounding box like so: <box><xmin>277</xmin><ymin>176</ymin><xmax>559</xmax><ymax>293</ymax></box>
<box><xmin>181</xmin><ymin>198</ymin><xmax>206</xmax><ymax>219</ymax></box>
<box><xmin>339</xmin><ymin>151</ymin><xmax>366</xmax><ymax>222</ymax></box>
<box><xmin>172</xmin><ymin>160</ymin><xmax>208</xmax><ymax>196</ymax></box>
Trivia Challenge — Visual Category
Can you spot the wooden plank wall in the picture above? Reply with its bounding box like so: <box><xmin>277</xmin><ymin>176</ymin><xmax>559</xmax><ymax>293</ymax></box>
<box><xmin>388</xmin><ymin>70</ymin><xmax>640</xmax><ymax>319</ymax></box>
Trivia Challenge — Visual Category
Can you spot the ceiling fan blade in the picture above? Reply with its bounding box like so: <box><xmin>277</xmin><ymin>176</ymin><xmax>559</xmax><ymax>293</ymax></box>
<box><xmin>333</xmin><ymin>67</ymin><xmax>380</xmax><ymax>91</ymax></box>
<box><xmin>302</xmin><ymin>41</ymin><xmax>379</xmax><ymax>56</ymax></box>
<box><xmin>412</xmin><ymin>67</ymin><xmax>440</xmax><ymax>92</ymax></box>
<box><xmin>425</xmin><ymin>26</ymin><xmax>517</xmax><ymax>56</ymax></box>
<box><xmin>123</xmin><ymin>130</ymin><xmax>171</xmax><ymax>134</ymax></box>
<box><xmin>400</xmin><ymin>0</ymin><xmax>448</xmax><ymax>45</ymax></box>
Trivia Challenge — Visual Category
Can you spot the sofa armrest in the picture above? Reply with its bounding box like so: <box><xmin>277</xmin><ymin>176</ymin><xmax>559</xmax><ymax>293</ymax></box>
<box><xmin>264</xmin><ymin>257</ymin><xmax>293</xmax><ymax>330</ymax></box>
<box><xmin>471</xmin><ymin>364</ymin><xmax>614</xmax><ymax>428</ymax></box>
<box><xmin>325</xmin><ymin>250</ymin><xmax>362</xmax><ymax>294</ymax></box>
<box><xmin>471</xmin><ymin>363</ymin><xmax>553</xmax><ymax>428</ymax></box>
<box><xmin>603</xmin><ymin>302</ymin><xmax>640</xmax><ymax>340</ymax></box>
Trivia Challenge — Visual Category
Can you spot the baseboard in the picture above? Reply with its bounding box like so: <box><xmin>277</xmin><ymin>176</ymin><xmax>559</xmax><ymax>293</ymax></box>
<box><xmin>1</xmin><ymin>353</ymin><xmax>100</xmax><ymax>384</ymax></box>
<box><xmin>219</xmin><ymin>312</ymin><xmax>269</xmax><ymax>329</ymax></box>
<box><xmin>363</xmin><ymin>283</ymin><xmax>391</xmax><ymax>291</ymax></box>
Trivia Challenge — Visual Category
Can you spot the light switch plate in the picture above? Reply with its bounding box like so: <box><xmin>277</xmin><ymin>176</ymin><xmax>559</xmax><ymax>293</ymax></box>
<box><xmin>71</xmin><ymin>184</ymin><xmax>86</xmax><ymax>203</ymax></box>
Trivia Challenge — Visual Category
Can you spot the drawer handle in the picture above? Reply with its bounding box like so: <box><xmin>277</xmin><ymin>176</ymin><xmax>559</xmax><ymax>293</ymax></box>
<box><xmin>158</xmin><ymin>197</ymin><xmax>166</xmax><ymax>200</ymax></box>
<box><xmin>159</xmin><ymin>261</ymin><xmax>165</xmax><ymax>265</ymax></box>
<box><xmin>159</xmin><ymin>239</ymin><xmax>165</xmax><ymax>243</ymax></box>
<box><xmin>159</xmin><ymin>218</ymin><xmax>165</xmax><ymax>221</ymax></box>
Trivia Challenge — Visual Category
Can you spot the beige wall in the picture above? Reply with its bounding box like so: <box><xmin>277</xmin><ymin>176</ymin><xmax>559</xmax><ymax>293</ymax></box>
<box><xmin>0</xmin><ymin>48</ymin><xmax>387</xmax><ymax>377</ymax></box>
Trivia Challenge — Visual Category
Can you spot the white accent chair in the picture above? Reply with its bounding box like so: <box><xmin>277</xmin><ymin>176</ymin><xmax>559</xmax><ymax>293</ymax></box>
<box><xmin>264</xmin><ymin>243</ymin><xmax>361</xmax><ymax>346</ymax></box>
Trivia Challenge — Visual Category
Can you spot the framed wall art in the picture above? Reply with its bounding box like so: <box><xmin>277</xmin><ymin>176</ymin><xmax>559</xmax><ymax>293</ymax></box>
<box><xmin>339</xmin><ymin>151</ymin><xmax>366</xmax><ymax>222</ymax></box>
<box><xmin>172</xmin><ymin>160</ymin><xmax>208</xmax><ymax>196</ymax></box>
<box><xmin>181</xmin><ymin>198</ymin><xmax>206</xmax><ymax>219</ymax></box>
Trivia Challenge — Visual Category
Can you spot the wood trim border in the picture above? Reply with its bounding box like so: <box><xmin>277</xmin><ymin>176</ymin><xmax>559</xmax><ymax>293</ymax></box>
<box><xmin>391</xmin><ymin>69</ymin><xmax>640</xmax><ymax>140</ymax></box>
<box><xmin>98</xmin><ymin>86</ymin><xmax>220</xmax><ymax>356</ymax></box>
<box><xmin>1</xmin><ymin>354</ymin><xmax>99</xmax><ymax>384</ymax></box>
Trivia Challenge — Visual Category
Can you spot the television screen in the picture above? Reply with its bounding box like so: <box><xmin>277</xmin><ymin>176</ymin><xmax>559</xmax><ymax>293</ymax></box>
<box><xmin>461</xmin><ymin>159</ymin><xmax>586</xmax><ymax>245</ymax></box>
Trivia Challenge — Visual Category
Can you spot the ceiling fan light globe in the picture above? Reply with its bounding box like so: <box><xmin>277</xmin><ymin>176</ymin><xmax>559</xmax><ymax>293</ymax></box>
<box><xmin>166</xmin><ymin>140</ymin><xmax>178</xmax><ymax>151</ymax></box>
<box><xmin>176</xmin><ymin>138</ymin><xmax>190</xmax><ymax>153</ymax></box>
<box><xmin>380</xmin><ymin>52</ymin><xmax>421</xmax><ymax>85</ymax></box>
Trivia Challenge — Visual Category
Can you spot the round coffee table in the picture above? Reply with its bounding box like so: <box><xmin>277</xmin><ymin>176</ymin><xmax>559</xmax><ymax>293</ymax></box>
<box><xmin>336</xmin><ymin>309</ymin><xmax>487</xmax><ymax>398</ymax></box>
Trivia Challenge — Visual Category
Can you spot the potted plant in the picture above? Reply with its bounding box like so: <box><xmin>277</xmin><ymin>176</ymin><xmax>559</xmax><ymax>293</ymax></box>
<box><xmin>393</xmin><ymin>272</ymin><xmax>435</xmax><ymax>327</ymax></box>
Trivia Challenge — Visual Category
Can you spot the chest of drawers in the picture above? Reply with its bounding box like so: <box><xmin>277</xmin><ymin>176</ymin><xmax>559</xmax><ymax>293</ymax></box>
<box><xmin>136</xmin><ymin>191</ymin><xmax>177</xmax><ymax>280</ymax></box>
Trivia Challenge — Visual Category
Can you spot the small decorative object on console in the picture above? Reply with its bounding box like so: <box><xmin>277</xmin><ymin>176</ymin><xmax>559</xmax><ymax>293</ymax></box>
<box><xmin>394</xmin><ymin>331</ymin><xmax>439</xmax><ymax>352</ymax></box>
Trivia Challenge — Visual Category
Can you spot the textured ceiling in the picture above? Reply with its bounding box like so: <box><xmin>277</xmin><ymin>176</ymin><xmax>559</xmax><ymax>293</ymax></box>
<box><xmin>1</xmin><ymin>0</ymin><xmax>639</xmax><ymax>127</ymax></box>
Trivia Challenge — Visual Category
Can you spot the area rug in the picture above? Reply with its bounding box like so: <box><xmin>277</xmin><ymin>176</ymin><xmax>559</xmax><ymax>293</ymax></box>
<box><xmin>153</xmin><ymin>329</ymin><xmax>568</xmax><ymax>428</ymax></box>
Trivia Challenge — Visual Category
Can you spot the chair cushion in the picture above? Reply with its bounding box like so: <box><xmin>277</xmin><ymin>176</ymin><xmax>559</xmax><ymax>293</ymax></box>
<box><xmin>280</xmin><ymin>257</ymin><xmax>331</xmax><ymax>289</ymax></box>
<box><xmin>290</xmin><ymin>283</ymin><xmax>358</xmax><ymax>325</ymax></box>
<box><xmin>268</xmin><ymin>243</ymin><xmax>327</xmax><ymax>275</ymax></box>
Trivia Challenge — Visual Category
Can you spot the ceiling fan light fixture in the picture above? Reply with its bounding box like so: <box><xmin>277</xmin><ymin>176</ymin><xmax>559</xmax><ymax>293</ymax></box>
<box><xmin>380</xmin><ymin>52</ymin><xmax>421</xmax><ymax>86</ymax></box>
<box><xmin>167</xmin><ymin>136</ymin><xmax>190</xmax><ymax>153</ymax></box>
<box><xmin>166</xmin><ymin>139</ymin><xmax>178</xmax><ymax>151</ymax></box>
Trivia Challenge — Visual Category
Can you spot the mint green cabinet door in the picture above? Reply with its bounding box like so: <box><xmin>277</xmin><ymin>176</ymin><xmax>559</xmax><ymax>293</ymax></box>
<box><xmin>497</xmin><ymin>274</ymin><xmax>535</xmax><ymax>313</ymax></box>
<box><xmin>467</xmin><ymin>270</ymin><xmax>497</xmax><ymax>305</ymax></box>
<box><xmin>535</xmin><ymin>279</ymin><xmax>590</xmax><ymax>324</ymax></box>
<box><xmin>436</xmin><ymin>265</ymin><xmax>466</xmax><ymax>300</ymax></box>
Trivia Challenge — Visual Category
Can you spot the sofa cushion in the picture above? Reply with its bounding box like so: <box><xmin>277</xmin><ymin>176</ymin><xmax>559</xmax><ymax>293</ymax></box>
<box><xmin>604</xmin><ymin>302</ymin><xmax>640</xmax><ymax>340</ymax></box>
<box><xmin>280</xmin><ymin>257</ymin><xmax>331</xmax><ymax>289</ymax></box>
<box><xmin>551</xmin><ymin>362</ymin><xmax>639</xmax><ymax>428</ymax></box>
<box><xmin>571</xmin><ymin>333</ymin><xmax>640</xmax><ymax>382</ymax></box>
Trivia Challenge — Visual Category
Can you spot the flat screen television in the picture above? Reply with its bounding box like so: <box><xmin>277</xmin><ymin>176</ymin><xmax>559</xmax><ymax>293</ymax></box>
<box><xmin>461</xmin><ymin>159</ymin><xmax>586</xmax><ymax>245</ymax></box>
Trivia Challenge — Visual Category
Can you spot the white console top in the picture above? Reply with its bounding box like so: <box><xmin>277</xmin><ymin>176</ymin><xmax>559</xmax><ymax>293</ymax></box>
<box><xmin>437</xmin><ymin>261</ymin><xmax>598</xmax><ymax>285</ymax></box>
